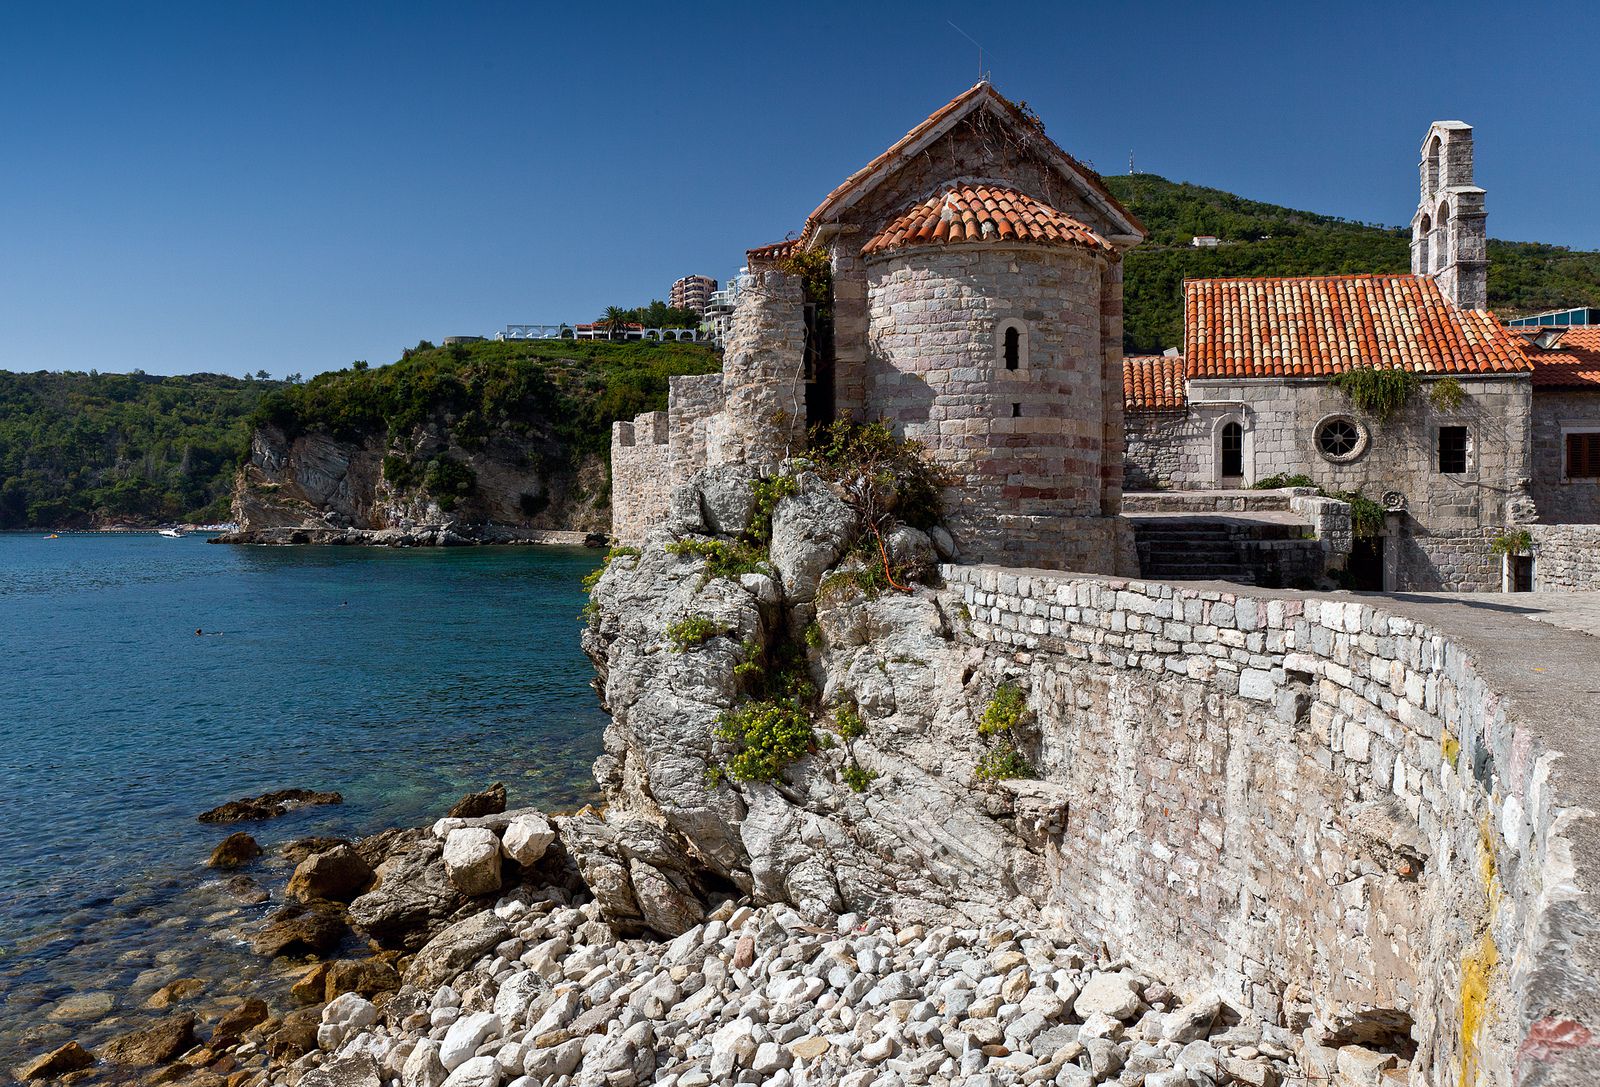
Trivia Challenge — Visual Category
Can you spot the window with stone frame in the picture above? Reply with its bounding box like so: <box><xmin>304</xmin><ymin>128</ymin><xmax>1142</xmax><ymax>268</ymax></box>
<box><xmin>1566</xmin><ymin>432</ymin><xmax>1600</xmax><ymax>479</ymax></box>
<box><xmin>1438</xmin><ymin>426</ymin><xmax>1469</xmax><ymax>473</ymax></box>
<box><xmin>995</xmin><ymin>319</ymin><xmax>1028</xmax><ymax>371</ymax></box>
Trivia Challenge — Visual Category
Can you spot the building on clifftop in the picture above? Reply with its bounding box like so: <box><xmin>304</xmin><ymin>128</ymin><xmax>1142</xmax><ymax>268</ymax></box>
<box><xmin>612</xmin><ymin>82</ymin><xmax>1148</xmax><ymax>572</ymax></box>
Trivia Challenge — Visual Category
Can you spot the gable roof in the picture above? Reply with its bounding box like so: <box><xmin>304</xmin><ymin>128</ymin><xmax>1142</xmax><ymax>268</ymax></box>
<box><xmin>800</xmin><ymin>82</ymin><xmax>1144</xmax><ymax>247</ymax></box>
<box><xmin>1124</xmin><ymin>355</ymin><xmax>1187</xmax><ymax>411</ymax></box>
<box><xmin>862</xmin><ymin>184</ymin><xmax>1113</xmax><ymax>258</ymax></box>
<box><xmin>1519</xmin><ymin>326</ymin><xmax>1600</xmax><ymax>389</ymax></box>
<box><xmin>1184</xmin><ymin>274</ymin><xmax>1532</xmax><ymax>379</ymax></box>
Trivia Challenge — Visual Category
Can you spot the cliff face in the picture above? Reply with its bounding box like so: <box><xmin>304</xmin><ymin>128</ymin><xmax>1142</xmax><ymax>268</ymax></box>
<box><xmin>226</xmin><ymin>422</ymin><xmax>609</xmax><ymax>544</ymax></box>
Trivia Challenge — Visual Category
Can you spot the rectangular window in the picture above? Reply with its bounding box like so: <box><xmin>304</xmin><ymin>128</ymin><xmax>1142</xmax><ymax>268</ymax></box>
<box><xmin>1438</xmin><ymin>426</ymin><xmax>1468</xmax><ymax>473</ymax></box>
<box><xmin>1567</xmin><ymin>432</ymin><xmax>1600</xmax><ymax>478</ymax></box>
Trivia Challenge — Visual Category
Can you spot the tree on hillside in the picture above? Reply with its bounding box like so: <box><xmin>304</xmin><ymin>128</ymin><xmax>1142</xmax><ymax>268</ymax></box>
<box><xmin>602</xmin><ymin>306</ymin><xmax>630</xmax><ymax>341</ymax></box>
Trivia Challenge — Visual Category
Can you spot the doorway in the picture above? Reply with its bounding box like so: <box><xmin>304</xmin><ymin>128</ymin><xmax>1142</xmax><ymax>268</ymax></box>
<box><xmin>1348</xmin><ymin>537</ymin><xmax>1385</xmax><ymax>591</ymax></box>
<box><xmin>1220</xmin><ymin>421</ymin><xmax>1244</xmax><ymax>481</ymax></box>
<box><xmin>1509</xmin><ymin>554</ymin><xmax>1534</xmax><ymax>592</ymax></box>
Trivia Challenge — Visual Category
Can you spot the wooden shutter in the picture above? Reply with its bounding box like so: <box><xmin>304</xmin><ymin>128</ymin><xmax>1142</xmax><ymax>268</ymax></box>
<box><xmin>1568</xmin><ymin>433</ymin><xmax>1600</xmax><ymax>478</ymax></box>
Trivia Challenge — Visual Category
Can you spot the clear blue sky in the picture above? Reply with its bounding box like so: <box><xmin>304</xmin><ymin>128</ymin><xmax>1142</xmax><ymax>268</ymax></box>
<box><xmin>3</xmin><ymin>1</ymin><xmax>1596</xmax><ymax>378</ymax></box>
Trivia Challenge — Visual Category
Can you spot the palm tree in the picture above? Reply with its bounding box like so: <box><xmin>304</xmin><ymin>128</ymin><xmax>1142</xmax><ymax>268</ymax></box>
<box><xmin>602</xmin><ymin>306</ymin><xmax>630</xmax><ymax>341</ymax></box>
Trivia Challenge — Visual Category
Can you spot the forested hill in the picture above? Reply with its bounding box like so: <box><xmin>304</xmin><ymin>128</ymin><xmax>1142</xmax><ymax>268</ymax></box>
<box><xmin>1105</xmin><ymin>173</ymin><xmax>1600</xmax><ymax>353</ymax></box>
<box><xmin>0</xmin><ymin>339</ymin><xmax>720</xmax><ymax>530</ymax></box>
<box><xmin>0</xmin><ymin>371</ymin><xmax>281</xmax><ymax>529</ymax></box>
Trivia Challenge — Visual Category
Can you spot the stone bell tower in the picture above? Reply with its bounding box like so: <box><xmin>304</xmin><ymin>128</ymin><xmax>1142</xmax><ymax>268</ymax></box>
<box><xmin>1411</xmin><ymin>121</ymin><xmax>1487</xmax><ymax>310</ymax></box>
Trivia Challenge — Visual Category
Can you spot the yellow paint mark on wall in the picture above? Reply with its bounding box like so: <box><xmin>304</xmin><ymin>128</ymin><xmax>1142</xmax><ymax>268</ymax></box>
<box><xmin>1459</xmin><ymin>928</ymin><xmax>1500</xmax><ymax>1087</ymax></box>
<box><xmin>1443</xmin><ymin>729</ymin><xmax>1460</xmax><ymax>768</ymax></box>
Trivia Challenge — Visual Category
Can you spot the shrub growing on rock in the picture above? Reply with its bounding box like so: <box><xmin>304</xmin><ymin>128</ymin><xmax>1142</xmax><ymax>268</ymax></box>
<box><xmin>709</xmin><ymin>699</ymin><xmax>818</xmax><ymax>784</ymax></box>
<box><xmin>666</xmin><ymin>615</ymin><xmax>729</xmax><ymax>652</ymax></box>
<box><xmin>665</xmin><ymin>537</ymin><xmax>768</xmax><ymax>585</ymax></box>
<box><xmin>975</xmin><ymin>741</ymin><xmax>1033</xmax><ymax>783</ymax></box>
<box><xmin>977</xmin><ymin>683</ymin><xmax>1026</xmax><ymax>739</ymax></box>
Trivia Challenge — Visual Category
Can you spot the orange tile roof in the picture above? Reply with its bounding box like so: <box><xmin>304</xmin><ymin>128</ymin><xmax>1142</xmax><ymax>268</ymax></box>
<box><xmin>801</xmin><ymin>82</ymin><xmax>1143</xmax><ymax>246</ymax></box>
<box><xmin>861</xmin><ymin>185</ymin><xmax>1113</xmax><ymax>258</ymax></box>
<box><xmin>746</xmin><ymin>238</ymin><xmax>800</xmax><ymax>262</ymax></box>
<box><xmin>1184</xmin><ymin>274</ymin><xmax>1533</xmax><ymax>378</ymax></box>
<box><xmin>1520</xmin><ymin>326</ymin><xmax>1600</xmax><ymax>389</ymax></box>
<box><xmin>1124</xmin><ymin>355</ymin><xmax>1187</xmax><ymax>411</ymax></box>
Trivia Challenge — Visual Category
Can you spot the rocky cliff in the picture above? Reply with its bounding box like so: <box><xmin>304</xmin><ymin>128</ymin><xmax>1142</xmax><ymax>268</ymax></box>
<box><xmin>580</xmin><ymin>463</ymin><xmax>1050</xmax><ymax>929</ymax></box>
<box><xmin>225</xmin><ymin>422</ymin><xmax>609</xmax><ymax>545</ymax></box>
<box><xmin>215</xmin><ymin>338</ymin><xmax>721</xmax><ymax>545</ymax></box>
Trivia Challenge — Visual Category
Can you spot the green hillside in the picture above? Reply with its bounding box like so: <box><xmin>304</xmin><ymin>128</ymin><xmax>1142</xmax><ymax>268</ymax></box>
<box><xmin>1105</xmin><ymin>174</ymin><xmax>1600</xmax><ymax>354</ymax></box>
<box><xmin>0</xmin><ymin>339</ymin><xmax>719</xmax><ymax>530</ymax></box>
<box><xmin>0</xmin><ymin>371</ymin><xmax>281</xmax><ymax>529</ymax></box>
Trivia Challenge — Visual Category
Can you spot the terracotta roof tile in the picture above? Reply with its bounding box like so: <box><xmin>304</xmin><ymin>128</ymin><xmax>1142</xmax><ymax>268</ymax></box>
<box><xmin>862</xmin><ymin>185</ymin><xmax>1112</xmax><ymax>258</ymax></box>
<box><xmin>1183</xmin><ymin>274</ymin><xmax>1532</xmax><ymax>379</ymax></box>
<box><xmin>802</xmin><ymin>82</ymin><xmax>1143</xmax><ymax>245</ymax></box>
<box><xmin>746</xmin><ymin>238</ymin><xmax>800</xmax><ymax>262</ymax></box>
<box><xmin>1124</xmin><ymin>355</ymin><xmax>1187</xmax><ymax>411</ymax></box>
<box><xmin>1521</xmin><ymin>326</ymin><xmax>1600</xmax><ymax>389</ymax></box>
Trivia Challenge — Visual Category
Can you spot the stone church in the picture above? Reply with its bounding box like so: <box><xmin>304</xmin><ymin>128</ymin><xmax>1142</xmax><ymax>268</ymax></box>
<box><xmin>1123</xmin><ymin>121</ymin><xmax>1600</xmax><ymax>592</ymax></box>
<box><xmin>613</xmin><ymin>82</ymin><xmax>1146</xmax><ymax>573</ymax></box>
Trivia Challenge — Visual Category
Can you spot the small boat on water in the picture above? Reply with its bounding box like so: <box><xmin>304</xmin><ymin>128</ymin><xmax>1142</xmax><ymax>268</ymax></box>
<box><xmin>42</xmin><ymin>533</ymin><xmax>59</xmax><ymax>540</ymax></box>
<box><xmin>159</xmin><ymin>528</ymin><xmax>187</xmax><ymax>539</ymax></box>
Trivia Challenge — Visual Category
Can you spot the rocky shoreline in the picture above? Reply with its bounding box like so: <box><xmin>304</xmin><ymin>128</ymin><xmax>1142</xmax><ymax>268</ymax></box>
<box><xmin>16</xmin><ymin>782</ymin><xmax>1320</xmax><ymax>1087</ymax></box>
<box><xmin>210</xmin><ymin>527</ymin><xmax>607</xmax><ymax>548</ymax></box>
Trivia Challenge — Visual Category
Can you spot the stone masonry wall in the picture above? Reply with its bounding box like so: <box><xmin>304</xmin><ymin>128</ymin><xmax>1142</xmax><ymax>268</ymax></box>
<box><xmin>865</xmin><ymin>243</ymin><xmax>1129</xmax><ymax>572</ymax></box>
<box><xmin>1146</xmin><ymin>375</ymin><xmax>1530</xmax><ymax>590</ymax></box>
<box><xmin>1530</xmin><ymin>390</ymin><xmax>1600</xmax><ymax>525</ymax></box>
<box><xmin>609</xmin><ymin>411</ymin><xmax>671</xmax><ymax>546</ymax></box>
<box><xmin>1530</xmin><ymin>523</ymin><xmax>1600</xmax><ymax>590</ymax></box>
<box><xmin>943</xmin><ymin>563</ymin><xmax>1600</xmax><ymax>1086</ymax></box>
<box><xmin>1124</xmin><ymin>410</ymin><xmax>1189</xmax><ymax>490</ymax></box>
<box><xmin>714</xmin><ymin>265</ymin><xmax>808</xmax><ymax>471</ymax></box>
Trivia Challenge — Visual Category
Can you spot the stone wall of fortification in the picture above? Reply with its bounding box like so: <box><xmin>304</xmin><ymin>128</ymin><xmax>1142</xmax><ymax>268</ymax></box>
<box><xmin>715</xmin><ymin>265</ymin><xmax>807</xmax><ymax>470</ymax></box>
<box><xmin>865</xmin><ymin>244</ymin><xmax>1122</xmax><ymax>571</ymax></box>
<box><xmin>609</xmin><ymin>411</ymin><xmax>671</xmax><ymax>546</ymax></box>
<box><xmin>943</xmin><ymin>563</ymin><xmax>1599</xmax><ymax>1086</ymax></box>
<box><xmin>1530</xmin><ymin>523</ymin><xmax>1600</xmax><ymax>589</ymax></box>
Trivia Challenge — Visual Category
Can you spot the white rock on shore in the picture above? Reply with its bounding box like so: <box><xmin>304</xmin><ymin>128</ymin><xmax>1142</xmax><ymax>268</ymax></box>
<box><xmin>282</xmin><ymin>892</ymin><xmax>1300</xmax><ymax>1087</ymax></box>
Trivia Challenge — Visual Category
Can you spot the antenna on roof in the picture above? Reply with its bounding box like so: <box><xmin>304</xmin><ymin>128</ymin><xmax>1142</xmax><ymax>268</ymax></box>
<box><xmin>1129</xmin><ymin>151</ymin><xmax>1136</xmax><ymax>175</ymax></box>
<box><xmin>947</xmin><ymin>20</ymin><xmax>992</xmax><ymax>82</ymax></box>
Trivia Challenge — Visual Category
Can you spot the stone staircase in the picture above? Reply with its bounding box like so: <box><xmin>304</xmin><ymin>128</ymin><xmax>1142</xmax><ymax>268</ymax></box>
<box><xmin>1128</xmin><ymin>495</ymin><xmax>1330</xmax><ymax>588</ymax></box>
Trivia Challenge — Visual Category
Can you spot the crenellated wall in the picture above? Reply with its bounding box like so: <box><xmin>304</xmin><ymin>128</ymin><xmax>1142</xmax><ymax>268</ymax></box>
<box><xmin>943</xmin><ymin>563</ymin><xmax>1600</xmax><ymax>1086</ymax></box>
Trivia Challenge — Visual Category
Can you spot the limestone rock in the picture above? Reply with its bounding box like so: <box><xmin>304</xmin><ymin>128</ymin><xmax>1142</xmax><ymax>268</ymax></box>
<box><xmin>440</xmin><ymin>1012</ymin><xmax>501</xmax><ymax>1072</ymax></box>
<box><xmin>46</xmin><ymin>990</ymin><xmax>114</xmax><ymax>1022</ymax></box>
<box><xmin>348</xmin><ymin>836</ymin><xmax>469</xmax><ymax>951</ymax></box>
<box><xmin>324</xmin><ymin>957</ymin><xmax>401</xmax><ymax>1002</ymax></box>
<box><xmin>207</xmin><ymin>831</ymin><xmax>263</xmax><ymax>869</ymax></box>
<box><xmin>769</xmin><ymin>473</ymin><xmax>857</xmax><ymax>603</ymax></box>
<box><xmin>446</xmin><ymin>783</ymin><xmax>507</xmax><ymax>819</ymax></box>
<box><xmin>402</xmin><ymin>1040</ymin><xmax>447</xmax><ymax>1087</ymax></box>
<box><xmin>885</xmin><ymin>524</ymin><xmax>937</xmax><ymax>580</ymax></box>
<box><xmin>1074</xmin><ymin>971</ymin><xmax>1143</xmax><ymax>1022</ymax></box>
<box><xmin>14</xmin><ymin>1042</ymin><xmax>94</xmax><ymax>1081</ymax></box>
<box><xmin>197</xmin><ymin>788</ymin><xmax>342</xmax><ymax>824</ymax></box>
<box><xmin>144</xmin><ymin>977</ymin><xmax>205</xmax><ymax>1009</ymax></box>
<box><xmin>443</xmin><ymin>828</ymin><xmax>502</xmax><ymax>896</ymax></box>
<box><xmin>500</xmin><ymin>813</ymin><xmax>556</xmax><ymax>867</ymax></box>
<box><xmin>1164</xmin><ymin>992</ymin><xmax>1224</xmax><ymax>1043</ymax></box>
<box><xmin>101</xmin><ymin>1013</ymin><xmax>196</xmax><ymax>1066</ymax></box>
<box><xmin>404</xmin><ymin>912</ymin><xmax>511</xmax><ymax>990</ymax></box>
<box><xmin>319</xmin><ymin>993</ymin><xmax>379</xmax><ymax>1051</ymax></box>
<box><xmin>298</xmin><ymin>1052</ymin><xmax>383</xmax><ymax>1087</ymax></box>
<box><xmin>252</xmin><ymin>902</ymin><xmax>347</xmax><ymax>958</ymax></box>
<box><xmin>287</xmin><ymin>844</ymin><xmax>374</xmax><ymax>903</ymax></box>
<box><xmin>209</xmin><ymin>998</ymin><xmax>269</xmax><ymax>1048</ymax></box>
<box><xmin>440</xmin><ymin>1054</ymin><xmax>500</xmax><ymax>1087</ymax></box>
<box><xmin>697</xmin><ymin>464</ymin><xmax>759</xmax><ymax>537</ymax></box>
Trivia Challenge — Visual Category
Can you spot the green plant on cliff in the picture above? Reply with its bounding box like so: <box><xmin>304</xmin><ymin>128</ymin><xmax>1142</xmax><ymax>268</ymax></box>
<box><xmin>710</xmin><ymin>699</ymin><xmax>819</xmax><ymax>785</ymax></box>
<box><xmin>748</xmin><ymin>473</ymin><xmax>798</xmax><ymax>545</ymax></box>
<box><xmin>977</xmin><ymin>683</ymin><xmax>1026</xmax><ymax>739</ymax></box>
<box><xmin>1490</xmin><ymin>528</ymin><xmax>1533</xmax><ymax>557</ymax></box>
<box><xmin>1329</xmin><ymin>367</ymin><xmax>1421</xmax><ymax>422</ymax></box>
<box><xmin>975</xmin><ymin>742</ymin><xmax>1034</xmax><ymax>783</ymax></box>
<box><xmin>973</xmin><ymin>682</ymin><xmax>1033</xmax><ymax>782</ymax></box>
<box><xmin>828</xmin><ymin>701</ymin><xmax>878</xmax><ymax>793</ymax></box>
<box><xmin>666</xmin><ymin>614</ymin><xmax>729</xmax><ymax>652</ymax></box>
<box><xmin>666</xmin><ymin>537</ymin><xmax>769</xmax><ymax>585</ymax></box>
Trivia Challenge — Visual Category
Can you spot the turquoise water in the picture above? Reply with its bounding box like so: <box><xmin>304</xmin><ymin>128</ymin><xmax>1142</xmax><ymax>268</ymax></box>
<box><xmin>0</xmin><ymin>534</ymin><xmax>605</xmax><ymax>1063</ymax></box>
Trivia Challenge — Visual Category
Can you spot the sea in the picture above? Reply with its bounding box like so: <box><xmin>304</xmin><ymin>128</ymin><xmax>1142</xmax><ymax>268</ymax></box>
<box><xmin>0</xmin><ymin>532</ymin><xmax>606</xmax><ymax>1067</ymax></box>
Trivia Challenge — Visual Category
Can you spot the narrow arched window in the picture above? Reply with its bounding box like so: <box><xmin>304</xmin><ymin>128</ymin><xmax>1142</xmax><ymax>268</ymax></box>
<box><xmin>1221</xmin><ymin>421</ymin><xmax>1244</xmax><ymax>478</ymax></box>
<box><xmin>995</xmin><ymin>319</ymin><xmax>1028</xmax><ymax>371</ymax></box>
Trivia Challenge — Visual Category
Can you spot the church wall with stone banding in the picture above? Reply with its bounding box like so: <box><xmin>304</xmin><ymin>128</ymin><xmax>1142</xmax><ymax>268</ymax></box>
<box><xmin>943</xmin><ymin>563</ymin><xmax>1597</xmax><ymax>1086</ymax></box>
